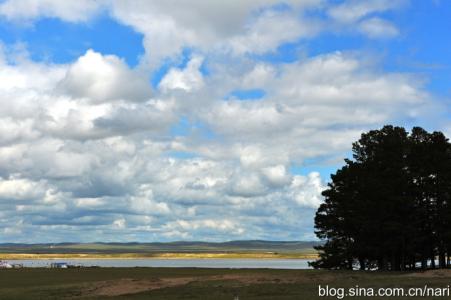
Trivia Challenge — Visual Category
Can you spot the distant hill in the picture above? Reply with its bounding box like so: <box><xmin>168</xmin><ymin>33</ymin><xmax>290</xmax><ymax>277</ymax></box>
<box><xmin>0</xmin><ymin>240</ymin><xmax>320</xmax><ymax>254</ymax></box>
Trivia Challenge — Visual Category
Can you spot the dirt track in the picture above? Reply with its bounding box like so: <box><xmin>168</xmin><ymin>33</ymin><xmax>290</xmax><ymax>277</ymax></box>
<box><xmin>84</xmin><ymin>274</ymin><xmax>302</xmax><ymax>297</ymax></box>
<box><xmin>403</xmin><ymin>269</ymin><xmax>451</xmax><ymax>278</ymax></box>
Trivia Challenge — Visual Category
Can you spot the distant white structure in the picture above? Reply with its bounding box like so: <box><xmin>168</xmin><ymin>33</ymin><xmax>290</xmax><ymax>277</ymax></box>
<box><xmin>50</xmin><ymin>262</ymin><xmax>68</xmax><ymax>268</ymax></box>
<box><xmin>0</xmin><ymin>261</ymin><xmax>12</xmax><ymax>268</ymax></box>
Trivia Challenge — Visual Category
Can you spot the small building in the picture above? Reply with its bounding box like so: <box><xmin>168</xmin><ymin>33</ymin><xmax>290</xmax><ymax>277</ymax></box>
<box><xmin>50</xmin><ymin>262</ymin><xmax>68</xmax><ymax>268</ymax></box>
<box><xmin>0</xmin><ymin>261</ymin><xmax>12</xmax><ymax>268</ymax></box>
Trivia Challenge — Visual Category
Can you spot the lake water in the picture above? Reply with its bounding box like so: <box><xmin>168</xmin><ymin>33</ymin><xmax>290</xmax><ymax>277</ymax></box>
<box><xmin>6</xmin><ymin>258</ymin><xmax>312</xmax><ymax>269</ymax></box>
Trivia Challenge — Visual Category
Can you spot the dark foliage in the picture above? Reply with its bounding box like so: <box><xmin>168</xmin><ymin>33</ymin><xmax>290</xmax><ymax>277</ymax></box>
<box><xmin>311</xmin><ymin>125</ymin><xmax>451</xmax><ymax>270</ymax></box>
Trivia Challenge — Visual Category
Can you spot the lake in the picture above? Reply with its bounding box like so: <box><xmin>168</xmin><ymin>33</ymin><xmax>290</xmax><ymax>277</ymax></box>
<box><xmin>7</xmin><ymin>258</ymin><xmax>312</xmax><ymax>269</ymax></box>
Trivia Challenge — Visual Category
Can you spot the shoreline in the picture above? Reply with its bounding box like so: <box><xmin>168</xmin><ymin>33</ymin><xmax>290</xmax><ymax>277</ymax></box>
<box><xmin>0</xmin><ymin>252</ymin><xmax>318</xmax><ymax>260</ymax></box>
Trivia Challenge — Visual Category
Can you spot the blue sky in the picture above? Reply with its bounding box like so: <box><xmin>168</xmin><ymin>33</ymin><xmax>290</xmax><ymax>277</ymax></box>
<box><xmin>0</xmin><ymin>0</ymin><xmax>449</xmax><ymax>243</ymax></box>
<box><xmin>0</xmin><ymin>15</ymin><xmax>144</xmax><ymax>65</ymax></box>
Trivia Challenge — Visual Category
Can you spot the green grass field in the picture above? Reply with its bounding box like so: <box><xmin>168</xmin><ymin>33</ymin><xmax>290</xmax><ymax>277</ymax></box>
<box><xmin>1</xmin><ymin>268</ymin><xmax>450</xmax><ymax>299</ymax></box>
<box><xmin>0</xmin><ymin>241</ymin><xmax>319</xmax><ymax>260</ymax></box>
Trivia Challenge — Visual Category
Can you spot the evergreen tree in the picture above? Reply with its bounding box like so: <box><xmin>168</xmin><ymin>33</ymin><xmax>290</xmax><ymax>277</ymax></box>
<box><xmin>311</xmin><ymin>125</ymin><xmax>451</xmax><ymax>270</ymax></box>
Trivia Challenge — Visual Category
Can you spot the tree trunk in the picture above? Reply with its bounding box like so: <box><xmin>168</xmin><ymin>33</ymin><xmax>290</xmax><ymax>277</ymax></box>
<box><xmin>347</xmin><ymin>258</ymin><xmax>353</xmax><ymax>270</ymax></box>
<box><xmin>400</xmin><ymin>253</ymin><xmax>405</xmax><ymax>271</ymax></box>
<box><xmin>383</xmin><ymin>256</ymin><xmax>389</xmax><ymax>271</ymax></box>
<box><xmin>439</xmin><ymin>250</ymin><xmax>446</xmax><ymax>269</ymax></box>
<box><xmin>358</xmin><ymin>257</ymin><xmax>365</xmax><ymax>270</ymax></box>
<box><xmin>377</xmin><ymin>258</ymin><xmax>383</xmax><ymax>271</ymax></box>
<box><xmin>422</xmin><ymin>246</ymin><xmax>429</xmax><ymax>269</ymax></box>
<box><xmin>421</xmin><ymin>253</ymin><xmax>428</xmax><ymax>270</ymax></box>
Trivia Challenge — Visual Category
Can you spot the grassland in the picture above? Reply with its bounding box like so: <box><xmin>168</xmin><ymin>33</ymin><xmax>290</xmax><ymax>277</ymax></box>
<box><xmin>0</xmin><ymin>240</ymin><xmax>319</xmax><ymax>260</ymax></box>
<box><xmin>1</xmin><ymin>268</ymin><xmax>450</xmax><ymax>299</ymax></box>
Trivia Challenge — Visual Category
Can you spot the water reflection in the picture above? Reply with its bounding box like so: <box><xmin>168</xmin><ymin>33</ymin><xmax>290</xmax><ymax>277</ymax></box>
<box><xmin>6</xmin><ymin>258</ymin><xmax>312</xmax><ymax>269</ymax></box>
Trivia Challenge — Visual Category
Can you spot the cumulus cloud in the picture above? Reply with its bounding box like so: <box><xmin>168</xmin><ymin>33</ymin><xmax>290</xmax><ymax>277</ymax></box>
<box><xmin>261</xmin><ymin>165</ymin><xmax>292</xmax><ymax>188</ymax></box>
<box><xmin>163</xmin><ymin>219</ymin><xmax>244</xmax><ymax>239</ymax></box>
<box><xmin>0</xmin><ymin>44</ymin><xmax>433</xmax><ymax>241</ymax></box>
<box><xmin>228</xmin><ymin>173</ymin><xmax>268</xmax><ymax>198</ymax></box>
<box><xmin>129</xmin><ymin>184</ymin><xmax>170</xmax><ymax>215</ymax></box>
<box><xmin>109</xmin><ymin>0</ymin><xmax>322</xmax><ymax>67</ymax></box>
<box><xmin>228</xmin><ymin>7</ymin><xmax>320</xmax><ymax>54</ymax></box>
<box><xmin>59</xmin><ymin>50</ymin><xmax>152</xmax><ymax>103</ymax></box>
<box><xmin>242</xmin><ymin>64</ymin><xmax>276</xmax><ymax>88</ymax></box>
<box><xmin>159</xmin><ymin>56</ymin><xmax>205</xmax><ymax>92</ymax></box>
<box><xmin>0</xmin><ymin>1</ymin><xmax>403</xmax><ymax>67</ymax></box>
<box><xmin>0</xmin><ymin>55</ymin><xmax>66</xmax><ymax>93</ymax></box>
<box><xmin>0</xmin><ymin>176</ymin><xmax>46</xmax><ymax>202</ymax></box>
<box><xmin>290</xmin><ymin>172</ymin><xmax>325</xmax><ymax>208</ymax></box>
<box><xmin>272</xmin><ymin>52</ymin><xmax>422</xmax><ymax>105</ymax></box>
<box><xmin>201</xmin><ymin>52</ymin><xmax>425</xmax><ymax>162</ymax></box>
<box><xmin>93</xmin><ymin>99</ymin><xmax>176</xmax><ymax>136</ymax></box>
<box><xmin>0</xmin><ymin>0</ymin><xmax>444</xmax><ymax>243</ymax></box>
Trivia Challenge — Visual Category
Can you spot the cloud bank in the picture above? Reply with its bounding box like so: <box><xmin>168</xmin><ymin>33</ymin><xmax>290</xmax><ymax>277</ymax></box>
<box><xmin>0</xmin><ymin>0</ymin><xmax>443</xmax><ymax>242</ymax></box>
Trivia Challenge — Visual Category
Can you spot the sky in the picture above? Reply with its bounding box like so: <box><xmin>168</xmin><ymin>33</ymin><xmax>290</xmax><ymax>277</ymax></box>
<box><xmin>0</xmin><ymin>0</ymin><xmax>450</xmax><ymax>243</ymax></box>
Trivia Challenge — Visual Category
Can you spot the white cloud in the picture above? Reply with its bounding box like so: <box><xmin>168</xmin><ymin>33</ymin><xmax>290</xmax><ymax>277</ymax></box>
<box><xmin>228</xmin><ymin>173</ymin><xmax>268</xmax><ymax>198</ymax></box>
<box><xmin>59</xmin><ymin>49</ymin><xmax>152</xmax><ymax>103</ymax></box>
<box><xmin>0</xmin><ymin>44</ymin><xmax>434</xmax><ymax>242</ymax></box>
<box><xmin>164</xmin><ymin>219</ymin><xmax>245</xmax><ymax>237</ymax></box>
<box><xmin>290</xmin><ymin>172</ymin><xmax>325</xmax><ymax>208</ymax></box>
<box><xmin>358</xmin><ymin>17</ymin><xmax>399</xmax><ymax>38</ymax></box>
<box><xmin>0</xmin><ymin>176</ymin><xmax>46</xmax><ymax>201</ymax></box>
<box><xmin>272</xmin><ymin>52</ymin><xmax>422</xmax><ymax>105</ymax></box>
<box><xmin>229</xmin><ymin>8</ymin><xmax>320</xmax><ymax>54</ymax></box>
<box><xmin>0</xmin><ymin>60</ymin><xmax>65</xmax><ymax>93</ymax></box>
<box><xmin>93</xmin><ymin>99</ymin><xmax>176</xmax><ymax>136</ymax></box>
<box><xmin>0</xmin><ymin>1</ymin><xmax>445</xmax><ymax>243</ymax></box>
<box><xmin>129</xmin><ymin>184</ymin><xmax>170</xmax><ymax>215</ymax></box>
<box><xmin>327</xmin><ymin>0</ymin><xmax>404</xmax><ymax>39</ymax></box>
<box><xmin>113</xmin><ymin>218</ymin><xmax>126</xmax><ymax>229</ymax></box>
<box><xmin>261</xmin><ymin>165</ymin><xmax>292</xmax><ymax>188</ymax></box>
<box><xmin>199</xmin><ymin>53</ymin><xmax>425</xmax><ymax>167</ymax></box>
<box><xmin>239</xmin><ymin>145</ymin><xmax>268</xmax><ymax>168</ymax></box>
<box><xmin>75</xmin><ymin>198</ymin><xmax>105</xmax><ymax>208</ymax></box>
<box><xmin>242</xmin><ymin>64</ymin><xmax>276</xmax><ymax>88</ymax></box>
<box><xmin>0</xmin><ymin>118</ymin><xmax>39</xmax><ymax>146</ymax></box>
<box><xmin>0</xmin><ymin>0</ymin><xmax>105</xmax><ymax>23</ymax></box>
<box><xmin>109</xmin><ymin>0</ymin><xmax>322</xmax><ymax>67</ymax></box>
<box><xmin>0</xmin><ymin>1</ymin><xmax>403</xmax><ymax>68</ymax></box>
<box><xmin>328</xmin><ymin>0</ymin><xmax>405</xmax><ymax>23</ymax></box>
<box><xmin>159</xmin><ymin>56</ymin><xmax>204</xmax><ymax>92</ymax></box>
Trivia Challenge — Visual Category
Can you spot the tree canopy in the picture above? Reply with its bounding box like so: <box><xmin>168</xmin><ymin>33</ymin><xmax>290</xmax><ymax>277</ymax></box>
<box><xmin>311</xmin><ymin>125</ymin><xmax>451</xmax><ymax>271</ymax></box>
